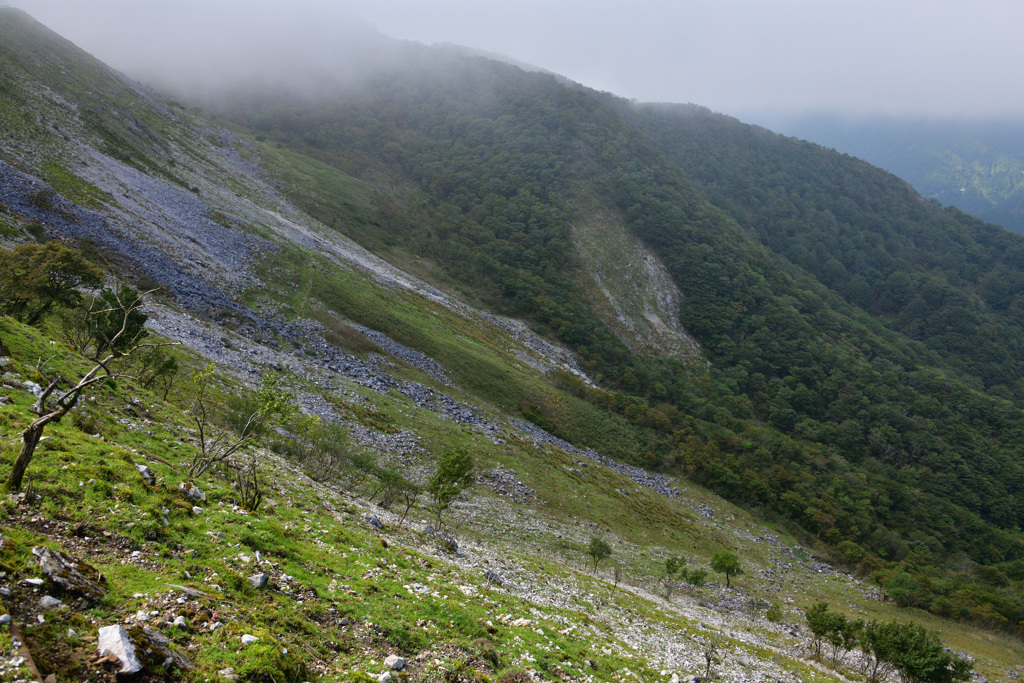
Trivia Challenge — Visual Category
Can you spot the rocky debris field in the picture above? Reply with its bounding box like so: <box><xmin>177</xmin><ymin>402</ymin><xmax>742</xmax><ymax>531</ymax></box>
<box><xmin>0</xmin><ymin>160</ymin><xmax>253</xmax><ymax>319</ymax></box>
<box><xmin>510</xmin><ymin>419</ymin><xmax>681</xmax><ymax>499</ymax></box>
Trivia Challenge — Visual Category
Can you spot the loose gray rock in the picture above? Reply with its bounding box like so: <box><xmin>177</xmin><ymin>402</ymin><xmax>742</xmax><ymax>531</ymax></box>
<box><xmin>484</xmin><ymin>569</ymin><xmax>502</xmax><ymax>585</ymax></box>
<box><xmin>364</xmin><ymin>513</ymin><xmax>383</xmax><ymax>529</ymax></box>
<box><xmin>38</xmin><ymin>595</ymin><xmax>62</xmax><ymax>609</ymax></box>
<box><xmin>694</xmin><ymin>504</ymin><xmax>715</xmax><ymax>520</ymax></box>
<box><xmin>172</xmin><ymin>615</ymin><xmax>188</xmax><ymax>628</ymax></box>
<box><xmin>179</xmin><ymin>482</ymin><xmax>206</xmax><ymax>501</ymax></box>
<box><xmin>219</xmin><ymin>667</ymin><xmax>240</xmax><ymax>682</ymax></box>
<box><xmin>97</xmin><ymin>624</ymin><xmax>143</xmax><ymax>675</ymax></box>
<box><xmin>136</xmin><ymin>463</ymin><xmax>156</xmax><ymax>486</ymax></box>
<box><xmin>192</xmin><ymin>506</ymin><xmax>204</xmax><ymax>515</ymax></box>
<box><xmin>385</xmin><ymin>654</ymin><xmax>406</xmax><ymax>670</ymax></box>
<box><xmin>377</xmin><ymin>672</ymin><xmax>393</xmax><ymax>683</ymax></box>
<box><xmin>138</xmin><ymin>625</ymin><xmax>195</xmax><ymax>671</ymax></box>
<box><xmin>33</xmin><ymin>546</ymin><xmax>108</xmax><ymax>601</ymax></box>
<box><xmin>248</xmin><ymin>573</ymin><xmax>269</xmax><ymax>589</ymax></box>
<box><xmin>241</xmin><ymin>634</ymin><xmax>259</xmax><ymax>645</ymax></box>
<box><xmin>0</xmin><ymin>614</ymin><xmax>10</xmax><ymax>626</ymax></box>
<box><xmin>423</xmin><ymin>525</ymin><xmax>462</xmax><ymax>556</ymax></box>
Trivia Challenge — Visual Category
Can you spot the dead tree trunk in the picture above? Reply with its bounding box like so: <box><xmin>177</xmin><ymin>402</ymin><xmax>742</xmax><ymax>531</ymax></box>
<box><xmin>8</xmin><ymin>421</ymin><xmax>45</xmax><ymax>492</ymax></box>
<box><xmin>6</xmin><ymin>395</ymin><xmax>74</xmax><ymax>492</ymax></box>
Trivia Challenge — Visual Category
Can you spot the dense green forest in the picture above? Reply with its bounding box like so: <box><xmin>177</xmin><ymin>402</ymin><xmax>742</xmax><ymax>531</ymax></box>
<box><xmin>755</xmin><ymin>113</ymin><xmax>1024</xmax><ymax>234</ymax></box>
<box><xmin>207</xmin><ymin>56</ymin><xmax>1024</xmax><ymax>633</ymax></box>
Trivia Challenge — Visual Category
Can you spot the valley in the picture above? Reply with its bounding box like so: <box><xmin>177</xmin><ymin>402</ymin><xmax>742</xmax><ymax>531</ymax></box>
<box><xmin>1</xmin><ymin>7</ymin><xmax>1023</xmax><ymax>682</ymax></box>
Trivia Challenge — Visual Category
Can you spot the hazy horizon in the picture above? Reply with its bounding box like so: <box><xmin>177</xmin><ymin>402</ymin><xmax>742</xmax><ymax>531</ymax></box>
<box><xmin>7</xmin><ymin>0</ymin><xmax>1024</xmax><ymax>122</ymax></box>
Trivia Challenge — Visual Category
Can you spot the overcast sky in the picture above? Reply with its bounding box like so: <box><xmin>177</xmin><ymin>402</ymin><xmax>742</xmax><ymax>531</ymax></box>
<box><xmin>9</xmin><ymin>0</ymin><xmax>1024</xmax><ymax>120</ymax></box>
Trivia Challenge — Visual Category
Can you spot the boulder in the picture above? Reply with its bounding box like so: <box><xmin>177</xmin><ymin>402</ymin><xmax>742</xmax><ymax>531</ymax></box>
<box><xmin>385</xmin><ymin>654</ymin><xmax>406</xmax><ymax>670</ymax></box>
<box><xmin>241</xmin><ymin>634</ymin><xmax>259</xmax><ymax>645</ymax></box>
<box><xmin>364</xmin><ymin>513</ymin><xmax>383</xmax><ymax>529</ymax></box>
<box><xmin>97</xmin><ymin>625</ymin><xmax>143</xmax><ymax>675</ymax></box>
<box><xmin>248</xmin><ymin>573</ymin><xmax>269</xmax><ymax>589</ymax></box>
<box><xmin>33</xmin><ymin>546</ymin><xmax>108</xmax><ymax>601</ymax></box>
<box><xmin>136</xmin><ymin>625</ymin><xmax>194</xmax><ymax>671</ymax></box>
<box><xmin>97</xmin><ymin>624</ymin><xmax>194</xmax><ymax>674</ymax></box>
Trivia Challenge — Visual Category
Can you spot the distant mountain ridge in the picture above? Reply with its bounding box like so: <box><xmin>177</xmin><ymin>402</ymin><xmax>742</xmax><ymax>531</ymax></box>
<box><xmin>755</xmin><ymin>112</ymin><xmax>1024</xmax><ymax>234</ymax></box>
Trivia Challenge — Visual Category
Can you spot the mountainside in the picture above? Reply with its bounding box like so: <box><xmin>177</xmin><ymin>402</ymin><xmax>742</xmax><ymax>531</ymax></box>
<box><xmin>197</xmin><ymin>32</ymin><xmax>1024</xmax><ymax>629</ymax></box>
<box><xmin>754</xmin><ymin>113</ymin><xmax>1024</xmax><ymax>235</ymax></box>
<box><xmin>1</xmin><ymin>8</ymin><xmax>1024</xmax><ymax>681</ymax></box>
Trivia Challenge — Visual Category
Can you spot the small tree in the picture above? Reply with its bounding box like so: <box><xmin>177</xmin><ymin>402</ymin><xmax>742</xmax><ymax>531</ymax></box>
<box><xmin>827</xmin><ymin>617</ymin><xmax>863</xmax><ymax>669</ymax></box>
<box><xmin>233</xmin><ymin>454</ymin><xmax>263</xmax><ymax>512</ymax></box>
<box><xmin>0</xmin><ymin>241</ymin><xmax>102</xmax><ymax>325</ymax></box>
<box><xmin>682</xmin><ymin>566</ymin><xmax>708</xmax><ymax>588</ymax></box>
<box><xmin>188</xmin><ymin>365</ymin><xmax>296</xmax><ymax>479</ymax></box>
<box><xmin>135</xmin><ymin>346</ymin><xmax>179</xmax><ymax>400</ymax></box>
<box><xmin>807</xmin><ymin>601</ymin><xmax>863</xmax><ymax>668</ymax></box>
<box><xmin>5</xmin><ymin>286</ymin><xmax>154</xmax><ymax>491</ymax></box>
<box><xmin>587</xmin><ymin>537</ymin><xmax>612</xmax><ymax>573</ymax></box>
<box><xmin>663</xmin><ymin>556</ymin><xmax>685</xmax><ymax>600</ymax></box>
<box><xmin>426</xmin><ymin>448</ymin><xmax>475</xmax><ymax>527</ymax></box>
<box><xmin>369</xmin><ymin>465</ymin><xmax>420</xmax><ymax>517</ymax></box>
<box><xmin>856</xmin><ymin>618</ymin><xmax>972</xmax><ymax>683</ymax></box>
<box><xmin>711</xmin><ymin>550</ymin><xmax>742</xmax><ymax>587</ymax></box>
<box><xmin>698</xmin><ymin>634</ymin><xmax>722</xmax><ymax>679</ymax></box>
<box><xmin>858</xmin><ymin>620</ymin><xmax>898</xmax><ymax>683</ymax></box>
<box><xmin>806</xmin><ymin>601</ymin><xmax>833</xmax><ymax>658</ymax></box>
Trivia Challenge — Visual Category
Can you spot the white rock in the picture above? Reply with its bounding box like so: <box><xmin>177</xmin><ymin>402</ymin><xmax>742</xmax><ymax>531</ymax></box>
<box><xmin>377</xmin><ymin>672</ymin><xmax>393</xmax><ymax>683</ymax></box>
<box><xmin>384</xmin><ymin>654</ymin><xmax>406</xmax><ymax>670</ymax></box>
<box><xmin>0</xmin><ymin>614</ymin><xmax>10</xmax><ymax>626</ymax></box>
<box><xmin>97</xmin><ymin>624</ymin><xmax>143</xmax><ymax>675</ymax></box>
<box><xmin>241</xmin><ymin>634</ymin><xmax>259</xmax><ymax>645</ymax></box>
<box><xmin>172</xmin><ymin>615</ymin><xmax>187</xmax><ymax>628</ymax></box>
<box><xmin>192</xmin><ymin>506</ymin><xmax>204</xmax><ymax>515</ymax></box>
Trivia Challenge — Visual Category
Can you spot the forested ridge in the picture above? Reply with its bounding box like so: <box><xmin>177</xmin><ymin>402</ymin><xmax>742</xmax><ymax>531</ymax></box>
<box><xmin>199</xmin><ymin>53</ymin><xmax>1024</xmax><ymax>633</ymax></box>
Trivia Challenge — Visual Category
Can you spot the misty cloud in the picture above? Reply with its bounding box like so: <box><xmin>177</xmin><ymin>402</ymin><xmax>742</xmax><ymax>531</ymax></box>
<box><xmin>9</xmin><ymin>0</ymin><xmax>1024</xmax><ymax>119</ymax></box>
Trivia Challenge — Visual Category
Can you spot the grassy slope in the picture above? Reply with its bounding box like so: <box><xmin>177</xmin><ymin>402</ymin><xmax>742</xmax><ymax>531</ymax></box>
<box><xmin>2</xmin><ymin>314</ymin><xmax>1021</xmax><ymax>681</ymax></box>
